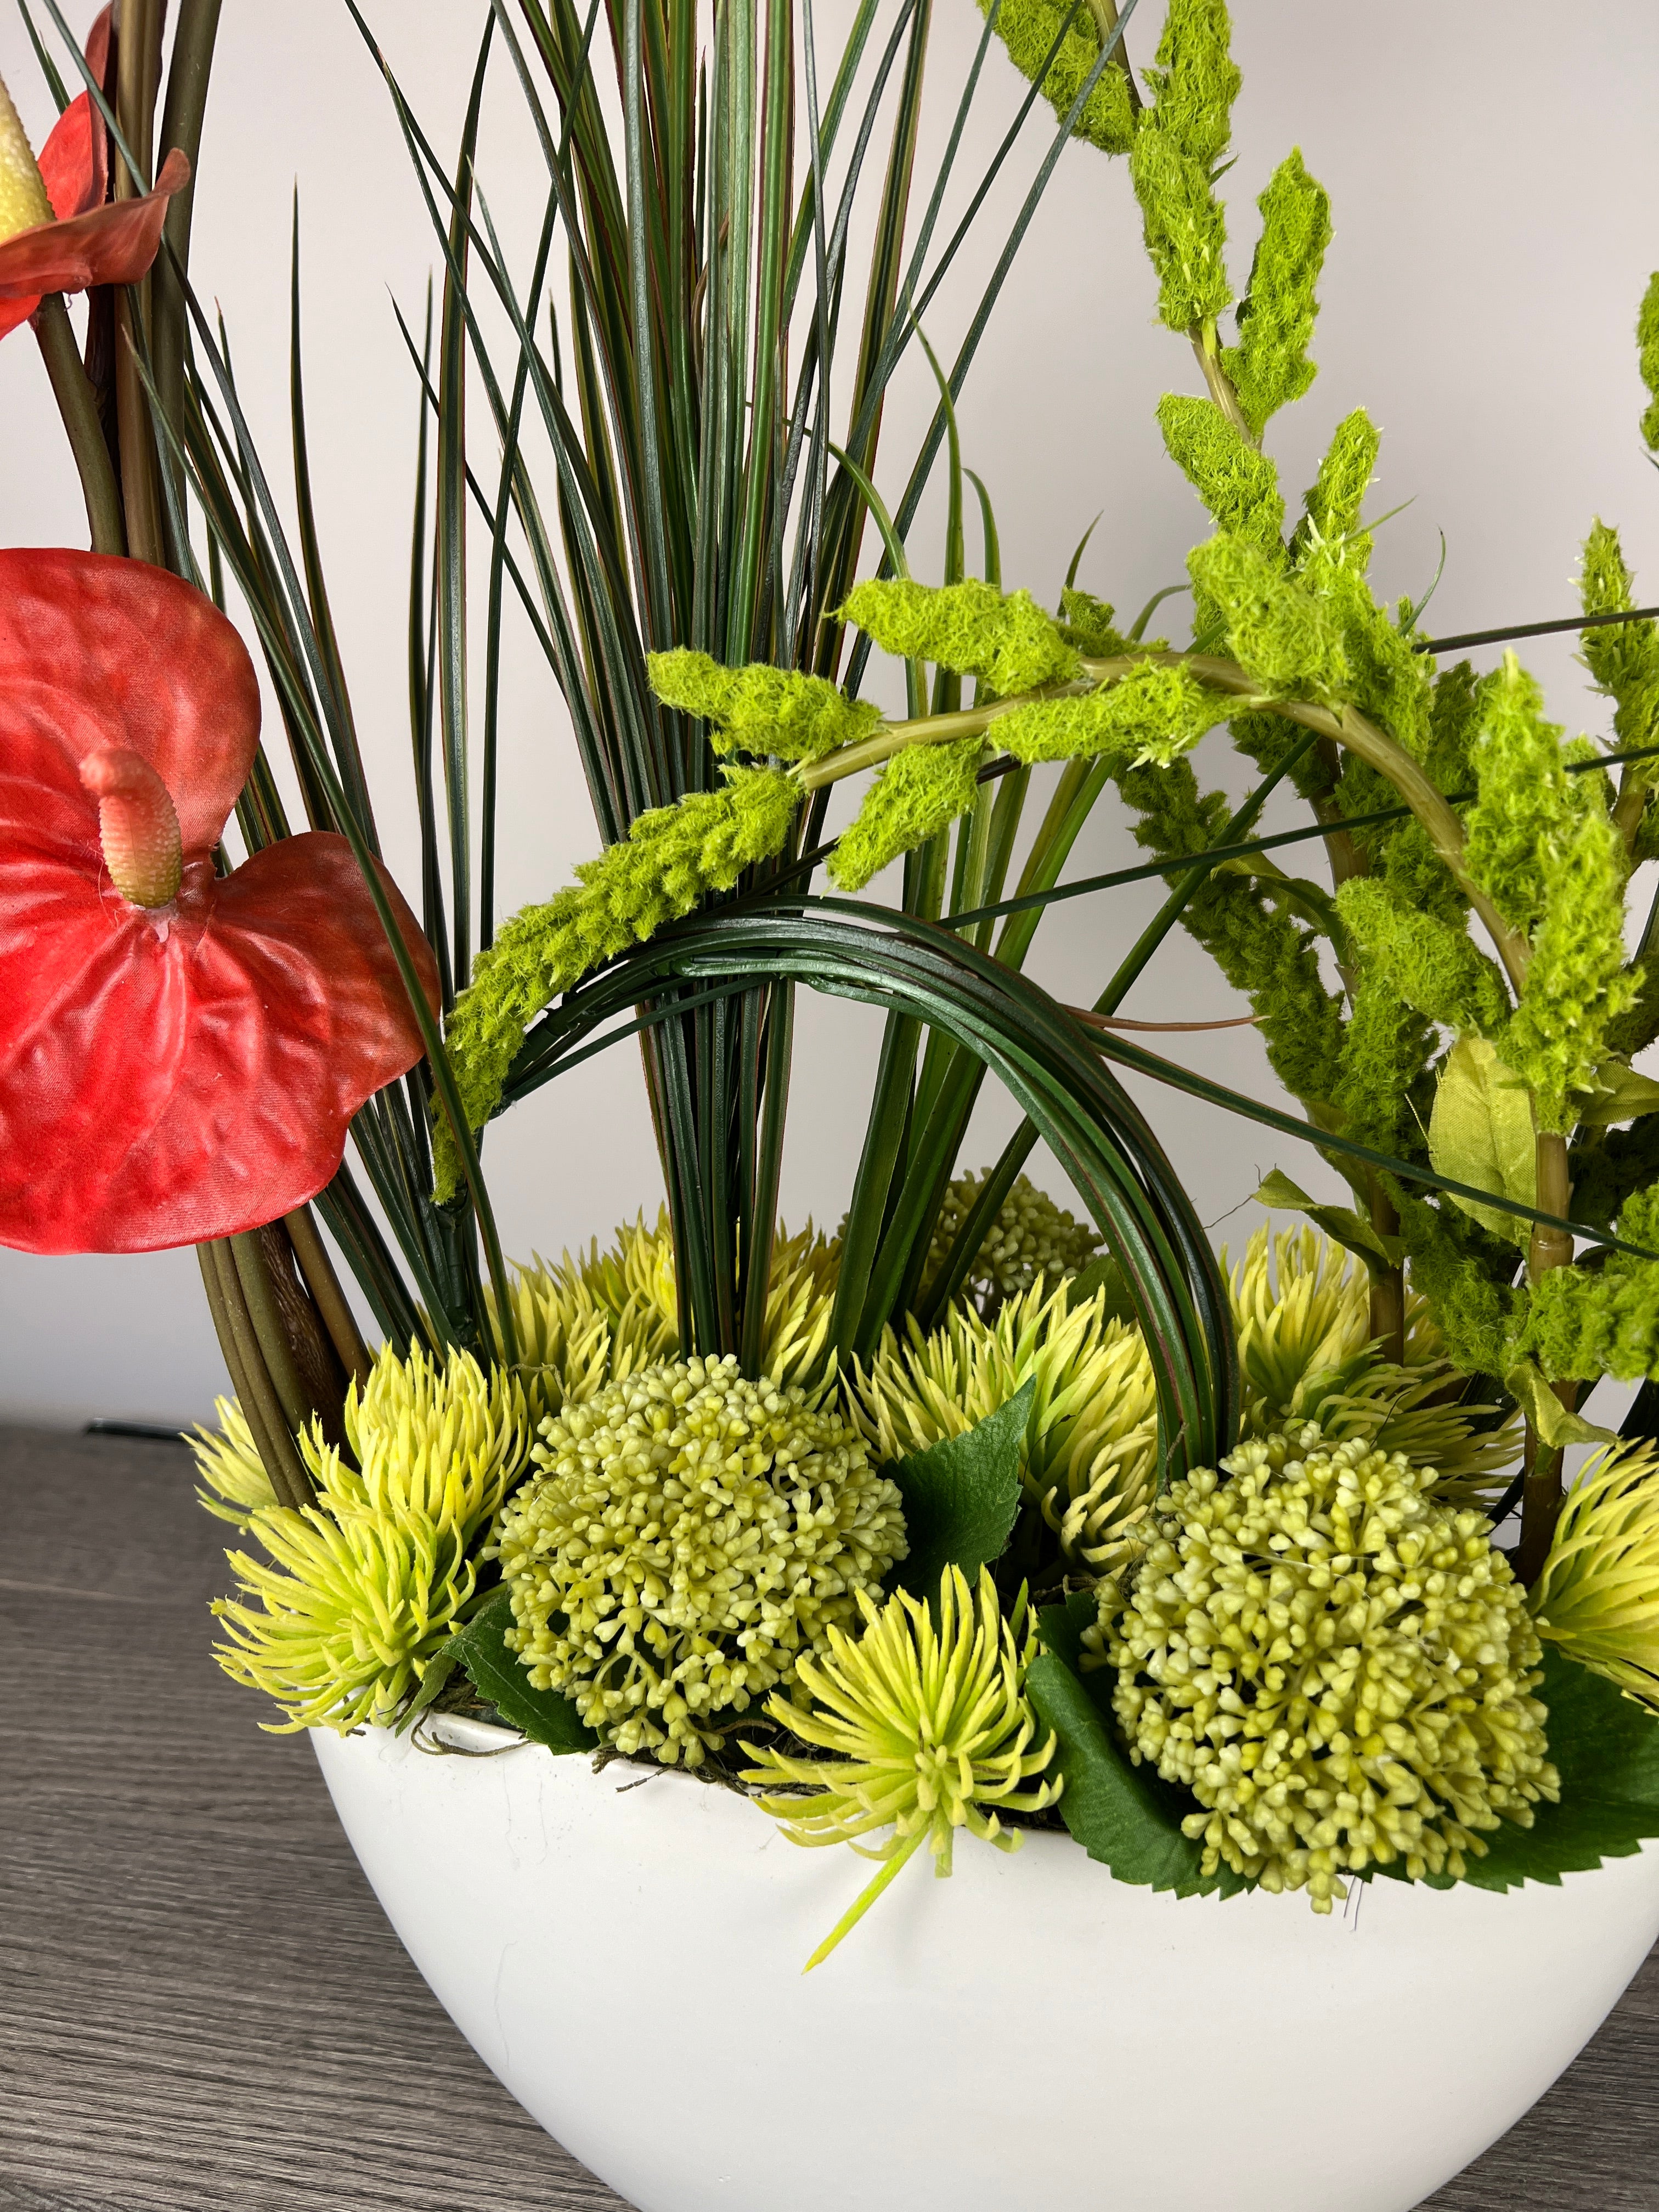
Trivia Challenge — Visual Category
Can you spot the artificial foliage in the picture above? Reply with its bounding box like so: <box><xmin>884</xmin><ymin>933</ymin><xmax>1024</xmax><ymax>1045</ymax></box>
<box><xmin>6</xmin><ymin>0</ymin><xmax>1659</xmax><ymax>1989</ymax></box>
<box><xmin>435</xmin><ymin>765</ymin><xmax>801</xmax><ymax>1197</ymax></box>
<box><xmin>1092</xmin><ymin>1425</ymin><xmax>1558</xmax><ymax>1911</ymax></box>
<box><xmin>493</xmin><ymin>1356</ymin><xmax>907</xmax><ymax>1766</ymax></box>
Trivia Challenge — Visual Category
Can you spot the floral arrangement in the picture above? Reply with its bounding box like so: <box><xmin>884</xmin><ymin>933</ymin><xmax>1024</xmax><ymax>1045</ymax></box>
<box><xmin>5</xmin><ymin>0</ymin><xmax>1659</xmax><ymax>1980</ymax></box>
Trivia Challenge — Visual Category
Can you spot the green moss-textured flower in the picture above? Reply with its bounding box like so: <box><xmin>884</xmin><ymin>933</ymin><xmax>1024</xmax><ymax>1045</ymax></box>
<box><xmin>494</xmin><ymin>1356</ymin><xmax>906</xmax><ymax>1768</ymax></box>
<box><xmin>853</xmin><ymin>1276</ymin><xmax>1158</xmax><ymax>1572</ymax></box>
<box><xmin>1093</xmin><ymin>1425</ymin><xmax>1557</xmax><ymax>1911</ymax></box>
<box><xmin>1531</xmin><ymin>1441</ymin><xmax>1659</xmax><ymax>1712</ymax></box>
<box><xmin>743</xmin><ymin>1567</ymin><xmax>1061</xmax><ymax>1968</ymax></box>
<box><xmin>923</xmin><ymin>1166</ymin><xmax>1102</xmax><ymax>1312</ymax></box>
<box><xmin>206</xmin><ymin>1345</ymin><xmax>532</xmax><ymax>1732</ymax></box>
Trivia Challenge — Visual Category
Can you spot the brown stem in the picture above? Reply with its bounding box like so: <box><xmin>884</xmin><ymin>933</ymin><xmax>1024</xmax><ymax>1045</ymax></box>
<box><xmin>33</xmin><ymin>296</ymin><xmax>127</xmax><ymax>555</ymax></box>
<box><xmin>114</xmin><ymin>0</ymin><xmax>165</xmax><ymax>565</ymax></box>
<box><xmin>229</xmin><ymin>1229</ymin><xmax>326</xmax><ymax>1442</ymax></box>
<box><xmin>196</xmin><ymin>1244</ymin><xmax>313</xmax><ymax>1511</ymax></box>
<box><xmin>253</xmin><ymin>1222</ymin><xmax>352</xmax><ymax>1451</ymax></box>
<box><xmin>1517</xmin><ymin>1130</ymin><xmax>1575</xmax><ymax>1582</ymax></box>
<box><xmin>284</xmin><ymin>1205</ymin><xmax>373</xmax><ymax>1391</ymax></box>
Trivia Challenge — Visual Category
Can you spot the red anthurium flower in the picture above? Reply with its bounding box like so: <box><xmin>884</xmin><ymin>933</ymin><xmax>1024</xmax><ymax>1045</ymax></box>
<box><xmin>0</xmin><ymin>549</ymin><xmax>442</xmax><ymax>1255</ymax></box>
<box><xmin>0</xmin><ymin>13</ymin><xmax>188</xmax><ymax>342</ymax></box>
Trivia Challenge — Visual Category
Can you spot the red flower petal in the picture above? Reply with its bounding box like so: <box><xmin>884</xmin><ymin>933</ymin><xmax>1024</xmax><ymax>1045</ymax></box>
<box><xmin>37</xmin><ymin>91</ymin><xmax>107</xmax><ymax>224</ymax></box>
<box><xmin>0</xmin><ymin>145</ymin><xmax>188</xmax><ymax>302</ymax></box>
<box><xmin>84</xmin><ymin>8</ymin><xmax>112</xmax><ymax>86</ymax></box>
<box><xmin>0</xmin><ymin>294</ymin><xmax>36</xmax><ymax>341</ymax></box>
<box><xmin>0</xmin><ymin>547</ymin><xmax>258</xmax><ymax>853</ymax></box>
<box><xmin>0</xmin><ymin>834</ymin><xmax>441</xmax><ymax>1253</ymax></box>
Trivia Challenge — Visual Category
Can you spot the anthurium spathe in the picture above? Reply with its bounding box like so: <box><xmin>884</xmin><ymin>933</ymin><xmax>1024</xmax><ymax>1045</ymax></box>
<box><xmin>0</xmin><ymin>12</ymin><xmax>188</xmax><ymax>342</ymax></box>
<box><xmin>0</xmin><ymin>548</ymin><xmax>441</xmax><ymax>1254</ymax></box>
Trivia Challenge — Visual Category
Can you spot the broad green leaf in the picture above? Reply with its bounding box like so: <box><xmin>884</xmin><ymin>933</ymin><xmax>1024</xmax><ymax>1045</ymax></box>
<box><xmin>1373</xmin><ymin>1646</ymin><xmax>1659</xmax><ymax>1892</ymax></box>
<box><xmin>1428</xmin><ymin>1035</ymin><xmax>1536</xmax><ymax>1250</ymax></box>
<box><xmin>443</xmin><ymin>1587</ymin><xmax>597</xmax><ymax>1753</ymax></box>
<box><xmin>889</xmin><ymin>1379</ymin><xmax>1034</xmax><ymax>1605</ymax></box>
<box><xmin>1029</xmin><ymin>1596</ymin><xmax>1248</xmax><ymax>1898</ymax></box>
<box><xmin>1065</xmin><ymin>1254</ymin><xmax>1137</xmax><ymax>1321</ymax></box>
<box><xmin>1505</xmin><ymin>1359</ymin><xmax>1620</xmax><ymax>1451</ymax></box>
<box><xmin>1254</xmin><ymin>1167</ymin><xmax>1405</xmax><ymax>1273</ymax></box>
<box><xmin>1573</xmin><ymin>1057</ymin><xmax>1659</xmax><ymax>1127</ymax></box>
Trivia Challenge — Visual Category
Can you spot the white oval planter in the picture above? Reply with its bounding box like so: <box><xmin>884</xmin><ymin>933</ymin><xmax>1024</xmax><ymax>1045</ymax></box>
<box><xmin>314</xmin><ymin>1720</ymin><xmax>1659</xmax><ymax>2212</ymax></box>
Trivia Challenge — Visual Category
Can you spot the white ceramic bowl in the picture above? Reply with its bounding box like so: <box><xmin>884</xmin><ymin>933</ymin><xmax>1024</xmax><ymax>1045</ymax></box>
<box><xmin>314</xmin><ymin>1720</ymin><xmax>1659</xmax><ymax>2212</ymax></box>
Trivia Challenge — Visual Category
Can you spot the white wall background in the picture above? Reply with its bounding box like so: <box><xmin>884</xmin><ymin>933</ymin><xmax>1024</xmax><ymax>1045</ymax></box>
<box><xmin>2</xmin><ymin>0</ymin><xmax>1656</xmax><ymax>1426</ymax></box>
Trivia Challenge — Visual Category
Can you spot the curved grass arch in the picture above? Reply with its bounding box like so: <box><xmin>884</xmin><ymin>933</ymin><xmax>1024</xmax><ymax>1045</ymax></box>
<box><xmin>500</xmin><ymin>895</ymin><xmax>1238</xmax><ymax>1482</ymax></box>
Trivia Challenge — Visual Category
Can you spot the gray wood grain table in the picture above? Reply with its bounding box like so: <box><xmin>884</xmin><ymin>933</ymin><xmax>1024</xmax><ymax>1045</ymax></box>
<box><xmin>3</xmin><ymin>1423</ymin><xmax>1655</xmax><ymax>2211</ymax></box>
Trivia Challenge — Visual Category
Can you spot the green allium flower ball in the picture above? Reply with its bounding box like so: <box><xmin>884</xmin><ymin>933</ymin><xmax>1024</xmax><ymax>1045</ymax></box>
<box><xmin>1092</xmin><ymin>1424</ymin><xmax>1559</xmax><ymax>1912</ymax></box>
<box><xmin>495</xmin><ymin>1355</ymin><xmax>906</xmax><ymax>1767</ymax></box>
<box><xmin>925</xmin><ymin>1167</ymin><xmax>1101</xmax><ymax>1309</ymax></box>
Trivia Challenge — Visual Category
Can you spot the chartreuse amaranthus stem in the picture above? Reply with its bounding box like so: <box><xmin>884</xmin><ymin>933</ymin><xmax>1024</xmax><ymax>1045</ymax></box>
<box><xmin>798</xmin><ymin>648</ymin><xmax>1532</xmax><ymax>995</ymax></box>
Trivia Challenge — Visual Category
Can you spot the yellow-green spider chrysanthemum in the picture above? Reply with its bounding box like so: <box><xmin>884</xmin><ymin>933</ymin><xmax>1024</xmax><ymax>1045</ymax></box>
<box><xmin>851</xmin><ymin>1276</ymin><xmax>1159</xmax><ymax>1572</ymax></box>
<box><xmin>191</xmin><ymin>1394</ymin><xmax>278</xmax><ymax>1528</ymax></box>
<box><xmin>205</xmin><ymin>1342</ymin><xmax>532</xmax><ymax>1733</ymax></box>
<box><xmin>743</xmin><ymin>1567</ymin><xmax>1062</xmax><ymax>1970</ymax></box>
<box><xmin>1228</xmin><ymin>1223</ymin><xmax>1517</xmax><ymax>1503</ymax></box>
<box><xmin>1531</xmin><ymin>1441</ymin><xmax>1659</xmax><ymax>1712</ymax></box>
<box><xmin>491</xmin><ymin>1207</ymin><xmax>839</xmax><ymax>1423</ymax></box>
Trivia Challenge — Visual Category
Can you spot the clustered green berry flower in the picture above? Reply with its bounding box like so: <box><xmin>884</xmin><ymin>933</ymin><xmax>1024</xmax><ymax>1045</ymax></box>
<box><xmin>1091</xmin><ymin>1424</ymin><xmax>1558</xmax><ymax>1911</ymax></box>
<box><xmin>494</xmin><ymin>1356</ymin><xmax>906</xmax><ymax>1767</ymax></box>
<box><xmin>926</xmin><ymin>1167</ymin><xmax>1102</xmax><ymax>1309</ymax></box>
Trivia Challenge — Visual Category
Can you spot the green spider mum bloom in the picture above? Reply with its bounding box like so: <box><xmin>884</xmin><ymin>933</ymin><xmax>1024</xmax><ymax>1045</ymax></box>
<box><xmin>742</xmin><ymin>1567</ymin><xmax>1062</xmax><ymax>1969</ymax></box>
<box><xmin>492</xmin><ymin>1208</ymin><xmax>838</xmax><ymax>1423</ymax></box>
<box><xmin>494</xmin><ymin>1356</ymin><xmax>906</xmax><ymax>1769</ymax></box>
<box><xmin>1092</xmin><ymin>1425</ymin><xmax>1558</xmax><ymax>1912</ymax></box>
<box><xmin>851</xmin><ymin>1276</ymin><xmax>1159</xmax><ymax>1572</ymax></box>
<box><xmin>1531</xmin><ymin>1441</ymin><xmax>1659</xmax><ymax>1712</ymax></box>
<box><xmin>192</xmin><ymin>1394</ymin><xmax>278</xmax><ymax>1527</ymax></box>
<box><xmin>205</xmin><ymin>1344</ymin><xmax>532</xmax><ymax>1733</ymax></box>
<box><xmin>922</xmin><ymin>1166</ymin><xmax>1102</xmax><ymax>1314</ymax></box>
<box><xmin>1228</xmin><ymin>1224</ymin><xmax>1518</xmax><ymax>1503</ymax></box>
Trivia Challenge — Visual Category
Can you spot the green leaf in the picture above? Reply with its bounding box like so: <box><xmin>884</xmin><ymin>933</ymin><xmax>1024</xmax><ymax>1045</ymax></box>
<box><xmin>1374</xmin><ymin>1646</ymin><xmax>1659</xmax><ymax>1892</ymax></box>
<box><xmin>442</xmin><ymin>1587</ymin><xmax>597</xmax><ymax>1753</ymax></box>
<box><xmin>1253</xmin><ymin>1168</ymin><xmax>1405</xmax><ymax>1273</ymax></box>
<box><xmin>1504</xmin><ymin>1358</ymin><xmax>1619</xmax><ymax>1450</ymax></box>
<box><xmin>1573</xmin><ymin>1057</ymin><xmax>1659</xmax><ymax>1128</ymax></box>
<box><xmin>1427</xmin><ymin>1035</ymin><xmax>1537</xmax><ymax>1251</ymax></box>
<box><xmin>1029</xmin><ymin>1598</ymin><xmax>1248</xmax><ymax>1898</ymax></box>
<box><xmin>1066</xmin><ymin>1254</ymin><xmax>1137</xmax><ymax>1322</ymax></box>
<box><xmin>888</xmin><ymin>1379</ymin><xmax>1034</xmax><ymax>1604</ymax></box>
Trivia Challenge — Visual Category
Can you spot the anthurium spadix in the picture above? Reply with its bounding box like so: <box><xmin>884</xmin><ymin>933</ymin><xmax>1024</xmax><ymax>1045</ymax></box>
<box><xmin>0</xmin><ymin>12</ymin><xmax>188</xmax><ymax>341</ymax></box>
<box><xmin>0</xmin><ymin>549</ymin><xmax>439</xmax><ymax>1253</ymax></box>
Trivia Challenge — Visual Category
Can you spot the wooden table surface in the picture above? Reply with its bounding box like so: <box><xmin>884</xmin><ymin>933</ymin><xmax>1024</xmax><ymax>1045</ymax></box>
<box><xmin>3</xmin><ymin>1422</ymin><xmax>1656</xmax><ymax>2211</ymax></box>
